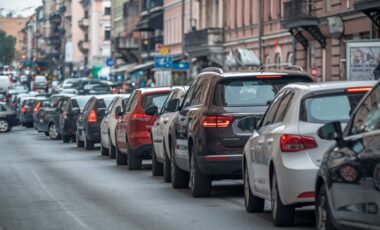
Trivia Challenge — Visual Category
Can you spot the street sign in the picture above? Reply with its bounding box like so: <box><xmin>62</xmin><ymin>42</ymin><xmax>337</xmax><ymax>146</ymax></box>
<box><xmin>172</xmin><ymin>61</ymin><xmax>190</xmax><ymax>71</ymax></box>
<box><xmin>311</xmin><ymin>68</ymin><xmax>318</xmax><ymax>77</ymax></box>
<box><xmin>160</xmin><ymin>47</ymin><xmax>170</xmax><ymax>56</ymax></box>
<box><xmin>154</xmin><ymin>56</ymin><xmax>172</xmax><ymax>69</ymax></box>
<box><xmin>106</xmin><ymin>58</ymin><xmax>113</xmax><ymax>67</ymax></box>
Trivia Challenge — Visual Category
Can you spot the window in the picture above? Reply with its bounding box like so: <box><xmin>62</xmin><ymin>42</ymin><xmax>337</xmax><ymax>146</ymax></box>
<box><xmin>125</xmin><ymin>92</ymin><xmax>137</xmax><ymax>112</ymax></box>
<box><xmin>268</xmin><ymin>0</ymin><xmax>273</xmax><ymax>20</ymax></box>
<box><xmin>287</xmin><ymin>53</ymin><xmax>293</xmax><ymax>65</ymax></box>
<box><xmin>350</xmin><ymin>86</ymin><xmax>380</xmax><ymax>134</ymax></box>
<box><xmin>104</xmin><ymin>7</ymin><xmax>111</xmax><ymax>15</ymax></box>
<box><xmin>104</xmin><ymin>29</ymin><xmax>111</xmax><ymax>41</ymax></box>
<box><xmin>142</xmin><ymin>94</ymin><xmax>170</xmax><ymax>112</ymax></box>
<box><xmin>273</xmin><ymin>91</ymin><xmax>293</xmax><ymax>123</ymax></box>
<box><xmin>265</xmin><ymin>55</ymin><xmax>271</xmax><ymax>65</ymax></box>
<box><xmin>261</xmin><ymin>91</ymin><xmax>285</xmax><ymax>126</ymax></box>
<box><xmin>0</xmin><ymin>104</ymin><xmax>5</xmax><ymax>112</ymax></box>
<box><xmin>278</xmin><ymin>0</ymin><xmax>282</xmax><ymax>17</ymax></box>
<box><xmin>275</xmin><ymin>53</ymin><xmax>281</xmax><ymax>68</ymax></box>
<box><xmin>190</xmin><ymin>78</ymin><xmax>210</xmax><ymax>106</ymax></box>
<box><xmin>182</xmin><ymin>78</ymin><xmax>199</xmax><ymax>108</ymax></box>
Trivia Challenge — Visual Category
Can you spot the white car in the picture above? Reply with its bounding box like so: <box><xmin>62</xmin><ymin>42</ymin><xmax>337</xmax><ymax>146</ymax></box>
<box><xmin>151</xmin><ymin>87</ymin><xmax>188</xmax><ymax>181</ymax></box>
<box><xmin>243</xmin><ymin>81</ymin><xmax>376</xmax><ymax>226</ymax></box>
<box><xmin>100</xmin><ymin>94</ymin><xmax>130</xmax><ymax>158</ymax></box>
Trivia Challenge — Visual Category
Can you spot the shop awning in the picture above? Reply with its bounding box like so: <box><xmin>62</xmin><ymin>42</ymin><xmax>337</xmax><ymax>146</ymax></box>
<box><xmin>111</xmin><ymin>63</ymin><xmax>137</xmax><ymax>73</ymax></box>
<box><xmin>132</xmin><ymin>61</ymin><xmax>155</xmax><ymax>72</ymax></box>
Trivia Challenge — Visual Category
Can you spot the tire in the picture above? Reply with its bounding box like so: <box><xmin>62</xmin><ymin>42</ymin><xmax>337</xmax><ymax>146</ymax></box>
<box><xmin>100</xmin><ymin>142</ymin><xmax>109</xmax><ymax>156</ymax></box>
<box><xmin>271</xmin><ymin>170</ymin><xmax>295</xmax><ymax>227</ymax></box>
<box><xmin>152</xmin><ymin>146</ymin><xmax>163</xmax><ymax>176</ymax></box>
<box><xmin>44</xmin><ymin>132</ymin><xmax>49</xmax><ymax>136</ymax></box>
<box><xmin>163</xmin><ymin>145</ymin><xmax>171</xmax><ymax>183</ymax></box>
<box><xmin>316</xmin><ymin>184</ymin><xmax>336</xmax><ymax>230</ymax></box>
<box><xmin>244</xmin><ymin>164</ymin><xmax>264</xmax><ymax>213</ymax></box>
<box><xmin>109</xmin><ymin>135</ymin><xmax>116</xmax><ymax>159</ymax></box>
<box><xmin>116</xmin><ymin>146</ymin><xmax>127</xmax><ymax>165</ymax></box>
<box><xmin>84</xmin><ymin>136</ymin><xmax>94</xmax><ymax>150</ymax></box>
<box><xmin>62</xmin><ymin>135</ymin><xmax>71</xmax><ymax>143</ymax></box>
<box><xmin>190</xmin><ymin>147</ymin><xmax>211</xmax><ymax>197</ymax></box>
<box><xmin>49</xmin><ymin>123</ymin><xmax>61</xmax><ymax>140</ymax></box>
<box><xmin>127</xmin><ymin>147</ymin><xmax>142</xmax><ymax>170</ymax></box>
<box><xmin>76</xmin><ymin>131</ymin><xmax>84</xmax><ymax>148</ymax></box>
<box><xmin>0</xmin><ymin>119</ymin><xmax>9</xmax><ymax>133</ymax></box>
<box><xmin>171</xmin><ymin>142</ymin><xmax>189</xmax><ymax>188</ymax></box>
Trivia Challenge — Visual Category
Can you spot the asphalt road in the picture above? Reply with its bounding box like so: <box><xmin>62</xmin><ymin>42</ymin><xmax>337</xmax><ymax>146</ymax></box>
<box><xmin>0</xmin><ymin>127</ymin><xmax>316</xmax><ymax>230</ymax></box>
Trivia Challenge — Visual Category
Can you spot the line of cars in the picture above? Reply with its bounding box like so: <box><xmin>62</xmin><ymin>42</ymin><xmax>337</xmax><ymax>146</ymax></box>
<box><xmin>24</xmin><ymin>67</ymin><xmax>380</xmax><ymax>229</ymax></box>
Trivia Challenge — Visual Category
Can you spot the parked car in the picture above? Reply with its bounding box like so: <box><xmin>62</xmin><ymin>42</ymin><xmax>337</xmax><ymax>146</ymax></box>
<box><xmin>99</xmin><ymin>94</ymin><xmax>130</xmax><ymax>157</ymax></box>
<box><xmin>315</xmin><ymin>81</ymin><xmax>380</xmax><ymax>230</ymax></box>
<box><xmin>115</xmin><ymin>87</ymin><xmax>172</xmax><ymax>169</ymax></box>
<box><xmin>171</xmin><ymin>68</ymin><xmax>313</xmax><ymax>197</ymax></box>
<box><xmin>19</xmin><ymin>97</ymin><xmax>47</xmax><ymax>127</ymax></box>
<box><xmin>82</xmin><ymin>82</ymin><xmax>111</xmax><ymax>95</ymax></box>
<box><xmin>34</xmin><ymin>94</ymin><xmax>73</xmax><ymax>139</ymax></box>
<box><xmin>0</xmin><ymin>102</ymin><xmax>17</xmax><ymax>133</ymax></box>
<box><xmin>0</xmin><ymin>75</ymin><xmax>12</xmax><ymax>94</ymax></box>
<box><xmin>33</xmin><ymin>75</ymin><xmax>48</xmax><ymax>92</ymax></box>
<box><xmin>151</xmin><ymin>87</ymin><xmax>188</xmax><ymax>180</ymax></box>
<box><xmin>59</xmin><ymin>95</ymin><xmax>92</xmax><ymax>143</ymax></box>
<box><xmin>243</xmin><ymin>81</ymin><xmax>375</xmax><ymax>226</ymax></box>
<box><xmin>76</xmin><ymin>95</ymin><xmax>118</xmax><ymax>150</ymax></box>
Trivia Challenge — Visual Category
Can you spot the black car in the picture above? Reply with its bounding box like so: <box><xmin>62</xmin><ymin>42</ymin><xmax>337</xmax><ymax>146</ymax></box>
<box><xmin>171</xmin><ymin>67</ymin><xmax>313</xmax><ymax>197</ymax></box>
<box><xmin>315</xmin><ymin>81</ymin><xmax>380</xmax><ymax>229</ymax></box>
<box><xmin>19</xmin><ymin>97</ymin><xmax>47</xmax><ymax>127</ymax></box>
<box><xmin>34</xmin><ymin>94</ymin><xmax>73</xmax><ymax>139</ymax></box>
<box><xmin>0</xmin><ymin>102</ymin><xmax>17</xmax><ymax>133</ymax></box>
<box><xmin>76</xmin><ymin>95</ymin><xmax>117</xmax><ymax>150</ymax></box>
<box><xmin>81</xmin><ymin>82</ymin><xmax>111</xmax><ymax>95</ymax></box>
<box><xmin>59</xmin><ymin>95</ymin><xmax>92</xmax><ymax>143</ymax></box>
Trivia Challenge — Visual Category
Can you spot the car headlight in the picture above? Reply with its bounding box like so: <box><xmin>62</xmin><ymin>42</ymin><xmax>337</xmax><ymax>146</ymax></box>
<box><xmin>339</xmin><ymin>165</ymin><xmax>360</xmax><ymax>183</ymax></box>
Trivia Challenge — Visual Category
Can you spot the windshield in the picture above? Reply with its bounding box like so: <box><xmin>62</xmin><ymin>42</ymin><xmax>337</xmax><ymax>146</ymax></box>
<box><xmin>142</xmin><ymin>93</ymin><xmax>170</xmax><ymax>111</ymax></box>
<box><xmin>301</xmin><ymin>93</ymin><xmax>366</xmax><ymax>123</ymax></box>
<box><xmin>214</xmin><ymin>77</ymin><xmax>312</xmax><ymax>107</ymax></box>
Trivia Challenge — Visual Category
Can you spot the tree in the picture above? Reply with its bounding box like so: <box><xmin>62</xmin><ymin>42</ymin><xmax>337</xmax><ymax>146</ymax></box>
<box><xmin>0</xmin><ymin>31</ymin><xmax>16</xmax><ymax>65</ymax></box>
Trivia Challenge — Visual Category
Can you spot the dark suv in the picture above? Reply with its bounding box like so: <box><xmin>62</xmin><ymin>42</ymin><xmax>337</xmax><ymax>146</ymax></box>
<box><xmin>170</xmin><ymin>68</ymin><xmax>313</xmax><ymax>197</ymax></box>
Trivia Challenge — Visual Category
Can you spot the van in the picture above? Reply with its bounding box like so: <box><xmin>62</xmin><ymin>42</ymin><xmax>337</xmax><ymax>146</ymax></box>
<box><xmin>0</xmin><ymin>75</ymin><xmax>12</xmax><ymax>94</ymax></box>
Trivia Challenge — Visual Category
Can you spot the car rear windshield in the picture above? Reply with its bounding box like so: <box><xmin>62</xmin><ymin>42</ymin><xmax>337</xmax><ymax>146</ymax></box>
<box><xmin>214</xmin><ymin>76</ymin><xmax>312</xmax><ymax>107</ymax></box>
<box><xmin>300</xmin><ymin>93</ymin><xmax>366</xmax><ymax>123</ymax></box>
<box><xmin>35</xmin><ymin>76</ymin><xmax>46</xmax><ymax>82</ymax></box>
<box><xmin>142</xmin><ymin>93</ymin><xmax>170</xmax><ymax>111</ymax></box>
<box><xmin>97</xmin><ymin>97</ymin><xmax>115</xmax><ymax>108</ymax></box>
<box><xmin>73</xmin><ymin>97</ymin><xmax>90</xmax><ymax>110</ymax></box>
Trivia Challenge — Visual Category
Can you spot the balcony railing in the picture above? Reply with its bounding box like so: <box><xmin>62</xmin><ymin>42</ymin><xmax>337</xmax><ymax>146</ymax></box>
<box><xmin>141</xmin><ymin>35</ymin><xmax>163</xmax><ymax>53</ymax></box>
<box><xmin>354</xmin><ymin>0</ymin><xmax>380</xmax><ymax>10</ymax></box>
<box><xmin>49</xmin><ymin>13</ymin><xmax>61</xmax><ymax>24</ymax></box>
<box><xmin>142</xmin><ymin>0</ymin><xmax>163</xmax><ymax>12</ymax></box>
<box><xmin>116</xmin><ymin>36</ymin><xmax>139</xmax><ymax>50</ymax></box>
<box><xmin>184</xmin><ymin>28</ymin><xmax>223</xmax><ymax>50</ymax></box>
<box><xmin>283</xmin><ymin>0</ymin><xmax>318</xmax><ymax>28</ymax></box>
<box><xmin>78</xmin><ymin>18</ymin><xmax>89</xmax><ymax>30</ymax></box>
<box><xmin>78</xmin><ymin>40</ymin><xmax>89</xmax><ymax>53</ymax></box>
<box><xmin>49</xmin><ymin>35</ymin><xmax>61</xmax><ymax>45</ymax></box>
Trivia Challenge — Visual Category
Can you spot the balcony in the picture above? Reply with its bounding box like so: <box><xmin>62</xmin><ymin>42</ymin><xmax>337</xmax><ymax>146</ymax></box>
<box><xmin>78</xmin><ymin>18</ymin><xmax>89</xmax><ymax>31</ymax></box>
<box><xmin>49</xmin><ymin>13</ymin><xmax>61</xmax><ymax>25</ymax></box>
<box><xmin>115</xmin><ymin>36</ymin><xmax>140</xmax><ymax>63</ymax></box>
<box><xmin>354</xmin><ymin>0</ymin><xmax>380</xmax><ymax>29</ymax></box>
<box><xmin>78</xmin><ymin>40</ymin><xmax>89</xmax><ymax>53</ymax></box>
<box><xmin>184</xmin><ymin>28</ymin><xmax>224</xmax><ymax>57</ymax></box>
<box><xmin>116</xmin><ymin>36</ymin><xmax>139</xmax><ymax>50</ymax></box>
<box><xmin>49</xmin><ymin>35</ymin><xmax>61</xmax><ymax>45</ymax></box>
<box><xmin>141</xmin><ymin>0</ymin><xmax>163</xmax><ymax>12</ymax></box>
<box><xmin>141</xmin><ymin>36</ymin><xmax>163</xmax><ymax>53</ymax></box>
<box><xmin>283</xmin><ymin>0</ymin><xmax>318</xmax><ymax>29</ymax></box>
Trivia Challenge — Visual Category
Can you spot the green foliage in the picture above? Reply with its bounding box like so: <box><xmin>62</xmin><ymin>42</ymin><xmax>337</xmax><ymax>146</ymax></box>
<box><xmin>0</xmin><ymin>31</ymin><xmax>16</xmax><ymax>65</ymax></box>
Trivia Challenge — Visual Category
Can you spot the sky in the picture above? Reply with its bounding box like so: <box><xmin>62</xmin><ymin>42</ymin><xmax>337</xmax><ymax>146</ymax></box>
<box><xmin>0</xmin><ymin>0</ymin><xmax>42</xmax><ymax>17</ymax></box>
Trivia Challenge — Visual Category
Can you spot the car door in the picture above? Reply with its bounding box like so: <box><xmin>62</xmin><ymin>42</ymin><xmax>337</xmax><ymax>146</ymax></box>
<box><xmin>117</xmin><ymin>91</ymin><xmax>138</xmax><ymax>152</ymax></box>
<box><xmin>100</xmin><ymin>97</ymin><xmax>116</xmax><ymax>144</ymax></box>
<box><xmin>250</xmin><ymin>91</ymin><xmax>286</xmax><ymax>195</ymax></box>
<box><xmin>78</xmin><ymin>98</ymin><xmax>93</xmax><ymax>139</ymax></box>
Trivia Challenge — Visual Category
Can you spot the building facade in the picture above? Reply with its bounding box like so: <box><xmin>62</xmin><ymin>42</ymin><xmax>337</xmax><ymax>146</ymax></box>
<box><xmin>0</xmin><ymin>16</ymin><xmax>28</xmax><ymax>63</ymax></box>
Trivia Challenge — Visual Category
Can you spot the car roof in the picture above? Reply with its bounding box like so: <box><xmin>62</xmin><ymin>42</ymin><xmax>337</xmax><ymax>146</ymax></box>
<box><xmin>91</xmin><ymin>94</ymin><xmax>119</xmax><ymax>99</ymax></box>
<box><xmin>283</xmin><ymin>81</ymin><xmax>377</xmax><ymax>93</ymax></box>
<box><xmin>136</xmin><ymin>87</ymin><xmax>173</xmax><ymax>94</ymax></box>
<box><xmin>71</xmin><ymin>95</ymin><xmax>93</xmax><ymax>100</ymax></box>
<box><xmin>216</xmin><ymin>69</ymin><xmax>312</xmax><ymax>78</ymax></box>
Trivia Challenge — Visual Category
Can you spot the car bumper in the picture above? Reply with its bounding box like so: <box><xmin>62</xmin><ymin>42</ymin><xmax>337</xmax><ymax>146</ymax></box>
<box><xmin>131</xmin><ymin>144</ymin><xmax>152</xmax><ymax>158</ymax></box>
<box><xmin>86</xmin><ymin>124</ymin><xmax>100</xmax><ymax>142</ymax></box>
<box><xmin>197</xmin><ymin>154</ymin><xmax>242</xmax><ymax>178</ymax></box>
<box><xmin>129</xmin><ymin>131</ymin><xmax>151</xmax><ymax>150</ymax></box>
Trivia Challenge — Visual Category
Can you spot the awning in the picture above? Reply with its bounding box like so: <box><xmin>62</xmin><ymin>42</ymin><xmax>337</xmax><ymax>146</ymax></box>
<box><xmin>111</xmin><ymin>63</ymin><xmax>137</xmax><ymax>73</ymax></box>
<box><xmin>132</xmin><ymin>61</ymin><xmax>155</xmax><ymax>72</ymax></box>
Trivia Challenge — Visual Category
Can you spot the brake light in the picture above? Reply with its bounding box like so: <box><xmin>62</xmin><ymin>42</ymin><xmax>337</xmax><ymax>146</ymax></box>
<box><xmin>87</xmin><ymin>110</ymin><xmax>97</xmax><ymax>123</ymax></box>
<box><xmin>297</xmin><ymin>192</ymin><xmax>315</xmax><ymax>199</ymax></box>
<box><xmin>34</xmin><ymin>102</ymin><xmax>41</xmax><ymax>113</ymax></box>
<box><xmin>346</xmin><ymin>87</ymin><xmax>372</xmax><ymax>93</ymax></box>
<box><xmin>280</xmin><ymin>134</ymin><xmax>317</xmax><ymax>152</ymax></box>
<box><xmin>256</xmin><ymin>75</ymin><xmax>282</xmax><ymax>79</ymax></box>
<box><xmin>21</xmin><ymin>107</ymin><xmax>28</xmax><ymax>113</ymax></box>
<box><xmin>202</xmin><ymin>116</ymin><xmax>233</xmax><ymax>128</ymax></box>
<box><xmin>131</xmin><ymin>113</ymin><xmax>151</xmax><ymax>121</ymax></box>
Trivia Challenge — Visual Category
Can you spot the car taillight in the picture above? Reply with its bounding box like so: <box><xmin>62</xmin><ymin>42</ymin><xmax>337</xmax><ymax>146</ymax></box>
<box><xmin>280</xmin><ymin>134</ymin><xmax>317</xmax><ymax>152</ymax></box>
<box><xmin>21</xmin><ymin>107</ymin><xmax>28</xmax><ymax>113</ymax></box>
<box><xmin>131</xmin><ymin>113</ymin><xmax>151</xmax><ymax>121</ymax></box>
<box><xmin>34</xmin><ymin>102</ymin><xmax>41</xmax><ymax>113</ymax></box>
<box><xmin>202</xmin><ymin>116</ymin><xmax>233</xmax><ymax>128</ymax></box>
<box><xmin>346</xmin><ymin>87</ymin><xmax>372</xmax><ymax>93</ymax></box>
<box><xmin>87</xmin><ymin>110</ymin><xmax>97</xmax><ymax>123</ymax></box>
<box><xmin>255</xmin><ymin>75</ymin><xmax>282</xmax><ymax>79</ymax></box>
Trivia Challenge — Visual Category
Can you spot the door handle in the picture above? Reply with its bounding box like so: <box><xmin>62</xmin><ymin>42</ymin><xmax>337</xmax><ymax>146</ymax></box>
<box><xmin>156</xmin><ymin>122</ymin><xmax>160</xmax><ymax>126</ymax></box>
<box><xmin>163</xmin><ymin>118</ymin><xmax>169</xmax><ymax>124</ymax></box>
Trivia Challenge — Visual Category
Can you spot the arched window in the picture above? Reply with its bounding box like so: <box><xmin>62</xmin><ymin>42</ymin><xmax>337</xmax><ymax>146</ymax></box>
<box><xmin>265</xmin><ymin>55</ymin><xmax>271</xmax><ymax>65</ymax></box>
<box><xmin>275</xmin><ymin>53</ymin><xmax>281</xmax><ymax>68</ymax></box>
<box><xmin>287</xmin><ymin>52</ymin><xmax>293</xmax><ymax>65</ymax></box>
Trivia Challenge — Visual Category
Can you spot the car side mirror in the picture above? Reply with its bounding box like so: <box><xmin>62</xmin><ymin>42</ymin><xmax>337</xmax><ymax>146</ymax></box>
<box><xmin>97</xmin><ymin>108</ymin><xmax>106</xmax><ymax>116</ymax></box>
<box><xmin>145</xmin><ymin>106</ymin><xmax>158</xmax><ymax>116</ymax></box>
<box><xmin>318</xmin><ymin>121</ymin><xmax>344</xmax><ymax>147</ymax></box>
<box><xmin>165</xmin><ymin>99</ymin><xmax>180</xmax><ymax>113</ymax></box>
<box><xmin>238</xmin><ymin>116</ymin><xmax>260</xmax><ymax>133</ymax></box>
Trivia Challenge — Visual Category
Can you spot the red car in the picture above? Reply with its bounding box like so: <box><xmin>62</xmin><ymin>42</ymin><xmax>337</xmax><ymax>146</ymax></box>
<box><xmin>115</xmin><ymin>87</ymin><xmax>171</xmax><ymax>170</ymax></box>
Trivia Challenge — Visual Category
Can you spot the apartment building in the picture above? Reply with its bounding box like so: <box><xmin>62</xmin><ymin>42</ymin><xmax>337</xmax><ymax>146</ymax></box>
<box><xmin>0</xmin><ymin>16</ymin><xmax>28</xmax><ymax>62</ymax></box>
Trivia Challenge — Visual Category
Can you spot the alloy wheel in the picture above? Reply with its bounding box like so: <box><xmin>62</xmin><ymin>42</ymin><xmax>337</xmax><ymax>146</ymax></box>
<box><xmin>0</xmin><ymin>120</ymin><xmax>9</xmax><ymax>132</ymax></box>
<box><xmin>317</xmin><ymin>191</ymin><xmax>327</xmax><ymax>229</ymax></box>
<box><xmin>271</xmin><ymin>175</ymin><xmax>278</xmax><ymax>220</ymax></box>
<box><xmin>49</xmin><ymin>124</ymin><xmax>58</xmax><ymax>139</ymax></box>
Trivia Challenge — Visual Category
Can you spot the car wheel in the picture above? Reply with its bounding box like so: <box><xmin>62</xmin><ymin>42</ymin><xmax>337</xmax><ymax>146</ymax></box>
<box><xmin>84</xmin><ymin>136</ymin><xmax>94</xmax><ymax>150</ymax></box>
<box><xmin>100</xmin><ymin>142</ymin><xmax>109</xmax><ymax>156</ymax></box>
<box><xmin>109</xmin><ymin>135</ymin><xmax>116</xmax><ymax>159</ymax></box>
<box><xmin>116</xmin><ymin>146</ymin><xmax>127</xmax><ymax>165</ymax></box>
<box><xmin>152</xmin><ymin>146</ymin><xmax>163</xmax><ymax>176</ymax></box>
<box><xmin>127</xmin><ymin>147</ymin><xmax>142</xmax><ymax>170</ymax></box>
<box><xmin>190</xmin><ymin>147</ymin><xmax>211</xmax><ymax>197</ymax></box>
<box><xmin>316</xmin><ymin>184</ymin><xmax>336</xmax><ymax>230</ymax></box>
<box><xmin>0</xmin><ymin>119</ymin><xmax>9</xmax><ymax>133</ymax></box>
<box><xmin>244</xmin><ymin>164</ymin><xmax>264</xmax><ymax>213</ymax></box>
<box><xmin>163</xmin><ymin>145</ymin><xmax>171</xmax><ymax>183</ymax></box>
<box><xmin>271</xmin><ymin>170</ymin><xmax>295</xmax><ymax>226</ymax></box>
<box><xmin>44</xmin><ymin>132</ymin><xmax>49</xmax><ymax>137</ymax></box>
<box><xmin>76</xmin><ymin>131</ymin><xmax>84</xmax><ymax>148</ymax></box>
<box><xmin>62</xmin><ymin>135</ymin><xmax>71</xmax><ymax>143</ymax></box>
<box><xmin>49</xmin><ymin>123</ymin><xmax>61</xmax><ymax>140</ymax></box>
<box><xmin>171</xmin><ymin>142</ymin><xmax>189</xmax><ymax>188</ymax></box>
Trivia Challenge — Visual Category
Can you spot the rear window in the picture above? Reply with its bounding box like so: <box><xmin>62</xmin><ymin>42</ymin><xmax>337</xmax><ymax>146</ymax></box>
<box><xmin>35</xmin><ymin>76</ymin><xmax>46</xmax><ymax>82</ymax></box>
<box><xmin>214</xmin><ymin>76</ymin><xmax>312</xmax><ymax>107</ymax></box>
<box><xmin>97</xmin><ymin>97</ymin><xmax>115</xmax><ymax>108</ymax></box>
<box><xmin>300</xmin><ymin>93</ymin><xmax>366</xmax><ymax>123</ymax></box>
<box><xmin>142</xmin><ymin>93</ymin><xmax>170</xmax><ymax>111</ymax></box>
<box><xmin>73</xmin><ymin>97</ymin><xmax>91</xmax><ymax>109</ymax></box>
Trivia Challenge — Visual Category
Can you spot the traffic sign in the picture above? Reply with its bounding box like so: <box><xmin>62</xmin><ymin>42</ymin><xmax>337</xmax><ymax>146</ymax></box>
<box><xmin>172</xmin><ymin>61</ymin><xmax>190</xmax><ymax>71</ymax></box>
<box><xmin>106</xmin><ymin>58</ymin><xmax>113</xmax><ymax>67</ymax></box>
<box><xmin>154</xmin><ymin>56</ymin><xmax>172</xmax><ymax>69</ymax></box>
<box><xmin>160</xmin><ymin>47</ymin><xmax>170</xmax><ymax>56</ymax></box>
<box><xmin>311</xmin><ymin>68</ymin><xmax>318</xmax><ymax>77</ymax></box>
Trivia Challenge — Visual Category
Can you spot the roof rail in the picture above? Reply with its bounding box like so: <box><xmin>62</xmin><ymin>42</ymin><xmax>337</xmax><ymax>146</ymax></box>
<box><xmin>200</xmin><ymin>67</ymin><xmax>224</xmax><ymax>74</ymax></box>
<box><xmin>257</xmin><ymin>63</ymin><xmax>304</xmax><ymax>72</ymax></box>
